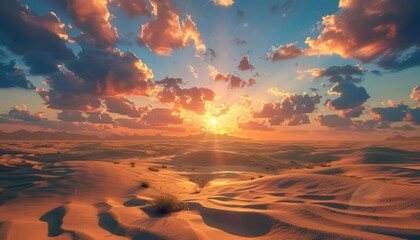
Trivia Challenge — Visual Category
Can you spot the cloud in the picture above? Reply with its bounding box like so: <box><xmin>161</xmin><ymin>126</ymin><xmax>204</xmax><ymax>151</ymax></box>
<box><xmin>264</xmin><ymin>43</ymin><xmax>309</xmax><ymax>61</ymax></box>
<box><xmin>305</xmin><ymin>0</ymin><xmax>420</xmax><ymax>71</ymax></box>
<box><xmin>393</xmin><ymin>124</ymin><xmax>416</xmax><ymax>131</ymax></box>
<box><xmin>138</xmin><ymin>0</ymin><xmax>206</xmax><ymax>55</ymax></box>
<box><xmin>254</xmin><ymin>92</ymin><xmax>321</xmax><ymax>126</ymax></box>
<box><xmin>316</xmin><ymin>114</ymin><xmax>352</xmax><ymax>129</ymax></box>
<box><xmin>155</xmin><ymin>77</ymin><xmax>216</xmax><ymax>115</ymax></box>
<box><xmin>37</xmin><ymin>46</ymin><xmax>154</xmax><ymax>111</ymax></box>
<box><xmin>67</xmin><ymin>46</ymin><xmax>154</xmax><ymax>96</ymax></box>
<box><xmin>237</xmin><ymin>120</ymin><xmax>272</xmax><ymax>131</ymax></box>
<box><xmin>371</xmin><ymin>104</ymin><xmax>409</xmax><ymax>122</ymax></box>
<box><xmin>326</xmin><ymin>83</ymin><xmax>370</xmax><ymax>110</ymax></box>
<box><xmin>3</xmin><ymin>105</ymin><xmax>45</xmax><ymax>122</ymax></box>
<box><xmin>0</xmin><ymin>0</ymin><xmax>75</xmax><ymax>74</ymax></box>
<box><xmin>188</xmin><ymin>65</ymin><xmax>198</xmax><ymax>79</ymax></box>
<box><xmin>236</xmin><ymin>7</ymin><xmax>244</xmax><ymax>18</ymax></box>
<box><xmin>62</xmin><ymin>0</ymin><xmax>118</xmax><ymax>49</ymax></box>
<box><xmin>270</xmin><ymin>0</ymin><xmax>294</xmax><ymax>15</ymax></box>
<box><xmin>111</xmin><ymin>0</ymin><xmax>151</xmax><ymax>18</ymax></box>
<box><xmin>410</xmin><ymin>86</ymin><xmax>420</xmax><ymax>101</ymax></box>
<box><xmin>155</xmin><ymin>77</ymin><xmax>183</xmax><ymax>88</ymax></box>
<box><xmin>234</xmin><ymin>38</ymin><xmax>248</xmax><ymax>45</ymax></box>
<box><xmin>406</xmin><ymin>107</ymin><xmax>420</xmax><ymax>125</ymax></box>
<box><xmin>0</xmin><ymin>61</ymin><xmax>35</xmax><ymax>89</ymax></box>
<box><xmin>142</xmin><ymin>108</ymin><xmax>183</xmax><ymax>125</ymax></box>
<box><xmin>238</xmin><ymin>55</ymin><xmax>255</xmax><ymax>71</ymax></box>
<box><xmin>37</xmin><ymin>88</ymin><xmax>103</xmax><ymax>110</ymax></box>
<box><xmin>268</xmin><ymin>87</ymin><xmax>290</xmax><ymax>97</ymax></box>
<box><xmin>0</xmin><ymin>105</ymin><xmax>110</xmax><ymax>132</ymax></box>
<box><xmin>57</xmin><ymin>110</ymin><xmax>87</xmax><ymax>122</ymax></box>
<box><xmin>103</xmin><ymin>96</ymin><xmax>151</xmax><ymax>118</ymax></box>
<box><xmin>86</xmin><ymin>111</ymin><xmax>114</xmax><ymax>124</ymax></box>
<box><xmin>311</xmin><ymin>64</ymin><xmax>366</xmax><ymax>83</ymax></box>
<box><xmin>211</xmin><ymin>0</ymin><xmax>234</xmax><ymax>7</ymax></box>
<box><xmin>340</xmin><ymin>105</ymin><xmax>365</xmax><ymax>118</ymax></box>
<box><xmin>208</xmin><ymin>65</ymin><xmax>256</xmax><ymax>89</ymax></box>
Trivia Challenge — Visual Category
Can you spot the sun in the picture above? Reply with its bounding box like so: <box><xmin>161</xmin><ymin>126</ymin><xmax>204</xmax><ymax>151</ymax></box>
<box><xmin>210</xmin><ymin>118</ymin><xmax>218</xmax><ymax>126</ymax></box>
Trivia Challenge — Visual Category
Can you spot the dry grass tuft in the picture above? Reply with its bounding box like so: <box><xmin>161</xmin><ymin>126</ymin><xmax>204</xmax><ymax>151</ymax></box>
<box><xmin>152</xmin><ymin>194</ymin><xmax>183</xmax><ymax>214</ymax></box>
<box><xmin>140</xmin><ymin>179</ymin><xmax>150</xmax><ymax>188</ymax></box>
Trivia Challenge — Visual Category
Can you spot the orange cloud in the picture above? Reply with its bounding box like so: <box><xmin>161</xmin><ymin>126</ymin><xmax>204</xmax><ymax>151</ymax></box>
<box><xmin>211</xmin><ymin>0</ymin><xmax>234</xmax><ymax>7</ymax></box>
<box><xmin>66</xmin><ymin>0</ymin><xmax>118</xmax><ymax>48</ymax></box>
<box><xmin>138</xmin><ymin>0</ymin><xmax>206</xmax><ymax>55</ymax></box>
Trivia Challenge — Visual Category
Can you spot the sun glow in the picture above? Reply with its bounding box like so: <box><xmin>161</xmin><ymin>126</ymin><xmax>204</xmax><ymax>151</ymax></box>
<box><xmin>210</xmin><ymin>118</ymin><xmax>218</xmax><ymax>126</ymax></box>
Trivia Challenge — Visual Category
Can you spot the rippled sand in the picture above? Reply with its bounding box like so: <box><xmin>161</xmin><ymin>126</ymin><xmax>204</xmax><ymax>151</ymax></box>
<box><xmin>0</xmin><ymin>140</ymin><xmax>419</xmax><ymax>239</ymax></box>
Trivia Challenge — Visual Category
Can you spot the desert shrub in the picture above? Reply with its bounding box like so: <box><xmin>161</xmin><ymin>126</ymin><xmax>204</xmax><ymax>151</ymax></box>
<box><xmin>113</xmin><ymin>160</ymin><xmax>120</xmax><ymax>164</ymax></box>
<box><xmin>152</xmin><ymin>194</ymin><xmax>183</xmax><ymax>214</ymax></box>
<box><xmin>148</xmin><ymin>166</ymin><xmax>159</xmax><ymax>172</ymax></box>
<box><xmin>140</xmin><ymin>179</ymin><xmax>150</xmax><ymax>188</ymax></box>
<box><xmin>130</xmin><ymin>162</ymin><xmax>136</xmax><ymax>167</ymax></box>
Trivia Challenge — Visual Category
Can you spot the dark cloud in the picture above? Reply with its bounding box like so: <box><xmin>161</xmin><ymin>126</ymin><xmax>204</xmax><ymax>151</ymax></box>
<box><xmin>306</xmin><ymin>0</ymin><xmax>420</xmax><ymax>71</ymax></box>
<box><xmin>315</xmin><ymin>114</ymin><xmax>352</xmax><ymax>129</ymax></box>
<box><xmin>4</xmin><ymin>105</ymin><xmax>45</xmax><ymax>122</ymax></box>
<box><xmin>37</xmin><ymin>88</ymin><xmax>102</xmax><ymax>110</ymax></box>
<box><xmin>86</xmin><ymin>112</ymin><xmax>114</xmax><ymax>124</ymax></box>
<box><xmin>0</xmin><ymin>61</ymin><xmax>35</xmax><ymax>89</ymax></box>
<box><xmin>156</xmin><ymin>78</ymin><xmax>216</xmax><ymax>115</ymax></box>
<box><xmin>254</xmin><ymin>93</ymin><xmax>321</xmax><ymax>126</ymax></box>
<box><xmin>103</xmin><ymin>96</ymin><xmax>151</xmax><ymax>118</ymax></box>
<box><xmin>111</xmin><ymin>0</ymin><xmax>151</xmax><ymax>18</ymax></box>
<box><xmin>209</xmin><ymin>66</ymin><xmax>256</xmax><ymax>89</ymax></box>
<box><xmin>142</xmin><ymin>108</ymin><xmax>183</xmax><ymax>126</ymax></box>
<box><xmin>313</xmin><ymin>65</ymin><xmax>365</xmax><ymax>83</ymax></box>
<box><xmin>270</xmin><ymin>0</ymin><xmax>294</xmax><ymax>15</ymax></box>
<box><xmin>340</xmin><ymin>105</ymin><xmax>365</xmax><ymax>118</ymax></box>
<box><xmin>155</xmin><ymin>77</ymin><xmax>183</xmax><ymax>88</ymax></box>
<box><xmin>236</xmin><ymin>7</ymin><xmax>244</xmax><ymax>18</ymax></box>
<box><xmin>66</xmin><ymin>47</ymin><xmax>154</xmax><ymax>96</ymax></box>
<box><xmin>264</xmin><ymin>43</ymin><xmax>304</xmax><ymax>61</ymax></box>
<box><xmin>234</xmin><ymin>38</ymin><xmax>248</xmax><ymax>45</ymax></box>
<box><xmin>371</xmin><ymin>104</ymin><xmax>409</xmax><ymax>122</ymax></box>
<box><xmin>406</xmin><ymin>107</ymin><xmax>420</xmax><ymax>125</ymax></box>
<box><xmin>238</xmin><ymin>55</ymin><xmax>255</xmax><ymax>71</ymax></box>
<box><xmin>38</xmin><ymin>47</ymin><xmax>154</xmax><ymax>110</ymax></box>
<box><xmin>326</xmin><ymin>83</ymin><xmax>370</xmax><ymax>110</ymax></box>
<box><xmin>393</xmin><ymin>124</ymin><xmax>416</xmax><ymax>131</ymax></box>
<box><xmin>237</xmin><ymin>120</ymin><xmax>272</xmax><ymax>131</ymax></box>
<box><xmin>370</xmin><ymin>70</ymin><xmax>382</xmax><ymax>76</ymax></box>
<box><xmin>0</xmin><ymin>0</ymin><xmax>75</xmax><ymax>74</ymax></box>
<box><xmin>57</xmin><ymin>110</ymin><xmax>87</xmax><ymax>122</ymax></box>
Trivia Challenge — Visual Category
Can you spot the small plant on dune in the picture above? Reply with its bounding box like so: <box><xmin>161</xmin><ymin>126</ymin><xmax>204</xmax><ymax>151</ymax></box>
<box><xmin>113</xmin><ymin>160</ymin><xmax>120</xmax><ymax>164</ymax></box>
<box><xmin>193</xmin><ymin>185</ymin><xmax>201</xmax><ymax>194</ymax></box>
<box><xmin>130</xmin><ymin>162</ymin><xmax>136</xmax><ymax>167</ymax></box>
<box><xmin>148</xmin><ymin>166</ymin><xmax>159</xmax><ymax>172</ymax></box>
<box><xmin>140</xmin><ymin>179</ymin><xmax>150</xmax><ymax>188</ymax></box>
<box><xmin>152</xmin><ymin>194</ymin><xmax>183</xmax><ymax>214</ymax></box>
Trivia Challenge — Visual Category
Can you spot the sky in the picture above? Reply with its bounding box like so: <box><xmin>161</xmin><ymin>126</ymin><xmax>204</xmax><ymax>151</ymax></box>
<box><xmin>0</xmin><ymin>0</ymin><xmax>419</xmax><ymax>140</ymax></box>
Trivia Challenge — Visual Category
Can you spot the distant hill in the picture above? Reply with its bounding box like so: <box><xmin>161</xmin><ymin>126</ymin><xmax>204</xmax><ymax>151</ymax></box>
<box><xmin>0</xmin><ymin>130</ymin><xmax>99</xmax><ymax>140</ymax></box>
<box><xmin>386</xmin><ymin>135</ymin><xmax>420</xmax><ymax>141</ymax></box>
<box><xmin>0</xmin><ymin>130</ymin><xmax>249</xmax><ymax>141</ymax></box>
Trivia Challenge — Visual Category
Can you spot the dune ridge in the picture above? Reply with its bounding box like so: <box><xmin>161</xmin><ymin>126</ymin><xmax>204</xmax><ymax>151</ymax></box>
<box><xmin>0</xmin><ymin>140</ymin><xmax>419</xmax><ymax>239</ymax></box>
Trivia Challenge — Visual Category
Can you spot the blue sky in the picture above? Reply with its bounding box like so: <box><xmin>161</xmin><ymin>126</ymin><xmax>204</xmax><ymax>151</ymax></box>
<box><xmin>0</xmin><ymin>0</ymin><xmax>419</xmax><ymax>139</ymax></box>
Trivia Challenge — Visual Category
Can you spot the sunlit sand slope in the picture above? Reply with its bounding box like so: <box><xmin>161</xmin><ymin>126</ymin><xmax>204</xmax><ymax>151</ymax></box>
<box><xmin>0</xmin><ymin>141</ymin><xmax>419</xmax><ymax>239</ymax></box>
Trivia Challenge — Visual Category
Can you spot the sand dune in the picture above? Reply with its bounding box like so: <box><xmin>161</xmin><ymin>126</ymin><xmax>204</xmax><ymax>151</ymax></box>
<box><xmin>0</xmin><ymin>140</ymin><xmax>419</xmax><ymax>239</ymax></box>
